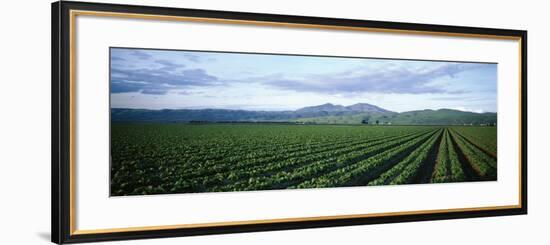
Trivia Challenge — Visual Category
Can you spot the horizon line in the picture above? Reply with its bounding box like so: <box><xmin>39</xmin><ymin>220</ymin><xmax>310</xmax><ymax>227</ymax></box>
<box><xmin>110</xmin><ymin>106</ymin><xmax>497</xmax><ymax>114</ymax></box>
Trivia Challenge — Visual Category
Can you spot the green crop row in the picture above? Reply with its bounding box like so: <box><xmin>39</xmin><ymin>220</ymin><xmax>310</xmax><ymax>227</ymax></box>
<box><xmin>369</xmin><ymin>129</ymin><xmax>442</xmax><ymax>185</ymax></box>
<box><xmin>389</xmin><ymin>129</ymin><xmax>442</xmax><ymax>185</ymax></box>
<box><xmin>110</xmin><ymin>124</ymin><xmax>497</xmax><ymax>196</ymax></box>
<box><xmin>448</xmin><ymin>129</ymin><xmax>496</xmax><ymax>179</ymax></box>
<box><xmin>431</xmin><ymin>129</ymin><xmax>467</xmax><ymax>183</ymax></box>
<box><xmin>210</xmin><ymin>130</ymin><xmax>433</xmax><ymax>192</ymax></box>
<box><xmin>295</xmin><ymin>129</ymin><xmax>439</xmax><ymax>188</ymax></box>
<box><xmin>451</xmin><ymin>126</ymin><xmax>497</xmax><ymax>157</ymax></box>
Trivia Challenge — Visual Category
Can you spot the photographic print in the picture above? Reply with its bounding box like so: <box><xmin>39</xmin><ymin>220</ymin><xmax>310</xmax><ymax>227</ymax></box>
<box><xmin>110</xmin><ymin>47</ymin><xmax>497</xmax><ymax>196</ymax></box>
<box><xmin>53</xmin><ymin>3</ymin><xmax>526</xmax><ymax>243</ymax></box>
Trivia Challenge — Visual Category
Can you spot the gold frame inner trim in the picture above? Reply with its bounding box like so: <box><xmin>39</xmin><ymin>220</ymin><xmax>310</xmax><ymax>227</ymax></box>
<box><xmin>71</xmin><ymin>10</ymin><xmax>521</xmax><ymax>40</ymax></box>
<box><xmin>68</xmin><ymin>9</ymin><xmax>524</xmax><ymax>235</ymax></box>
<box><xmin>73</xmin><ymin>205</ymin><xmax>519</xmax><ymax>235</ymax></box>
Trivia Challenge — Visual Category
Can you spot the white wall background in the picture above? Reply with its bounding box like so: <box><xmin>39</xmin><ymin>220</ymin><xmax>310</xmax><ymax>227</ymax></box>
<box><xmin>0</xmin><ymin>0</ymin><xmax>547</xmax><ymax>244</ymax></box>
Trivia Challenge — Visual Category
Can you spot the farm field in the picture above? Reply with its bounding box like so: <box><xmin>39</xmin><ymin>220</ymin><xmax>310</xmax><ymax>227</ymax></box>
<box><xmin>110</xmin><ymin>123</ymin><xmax>497</xmax><ymax>196</ymax></box>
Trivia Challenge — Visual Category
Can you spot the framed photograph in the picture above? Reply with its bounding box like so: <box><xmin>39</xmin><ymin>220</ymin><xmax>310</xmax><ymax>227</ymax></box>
<box><xmin>52</xmin><ymin>1</ymin><xmax>527</xmax><ymax>244</ymax></box>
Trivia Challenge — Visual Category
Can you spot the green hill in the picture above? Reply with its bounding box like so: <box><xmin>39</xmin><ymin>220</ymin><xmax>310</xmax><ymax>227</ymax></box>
<box><xmin>112</xmin><ymin>103</ymin><xmax>496</xmax><ymax>126</ymax></box>
<box><xmin>295</xmin><ymin>109</ymin><xmax>496</xmax><ymax>125</ymax></box>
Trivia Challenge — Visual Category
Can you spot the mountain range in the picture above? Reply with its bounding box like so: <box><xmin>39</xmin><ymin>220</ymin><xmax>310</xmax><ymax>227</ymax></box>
<box><xmin>295</xmin><ymin>103</ymin><xmax>392</xmax><ymax>114</ymax></box>
<box><xmin>111</xmin><ymin>103</ymin><xmax>497</xmax><ymax>125</ymax></box>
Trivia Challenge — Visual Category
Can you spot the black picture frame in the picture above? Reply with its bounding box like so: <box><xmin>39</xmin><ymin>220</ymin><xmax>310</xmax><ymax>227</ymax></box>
<box><xmin>52</xmin><ymin>1</ymin><xmax>527</xmax><ymax>244</ymax></box>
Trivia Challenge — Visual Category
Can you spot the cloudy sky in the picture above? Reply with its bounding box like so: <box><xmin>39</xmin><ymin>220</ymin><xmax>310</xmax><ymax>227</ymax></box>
<box><xmin>110</xmin><ymin>47</ymin><xmax>497</xmax><ymax>113</ymax></box>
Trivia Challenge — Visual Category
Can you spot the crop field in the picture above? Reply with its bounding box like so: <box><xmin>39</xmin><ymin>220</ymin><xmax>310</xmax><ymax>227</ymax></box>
<box><xmin>110</xmin><ymin>124</ymin><xmax>497</xmax><ymax>196</ymax></box>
